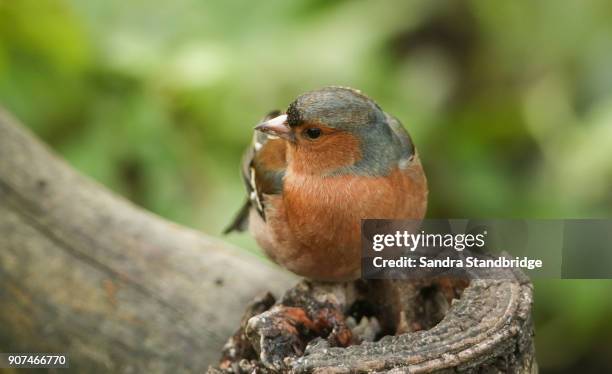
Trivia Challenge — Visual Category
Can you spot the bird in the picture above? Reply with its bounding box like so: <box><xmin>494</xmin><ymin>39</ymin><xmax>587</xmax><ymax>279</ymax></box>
<box><xmin>224</xmin><ymin>86</ymin><xmax>428</xmax><ymax>281</ymax></box>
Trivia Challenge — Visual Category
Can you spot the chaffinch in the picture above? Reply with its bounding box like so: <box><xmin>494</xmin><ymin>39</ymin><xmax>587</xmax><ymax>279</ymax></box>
<box><xmin>225</xmin><ymin>87</ymin><xmax>428</xmax><ymax>281</ymax></box>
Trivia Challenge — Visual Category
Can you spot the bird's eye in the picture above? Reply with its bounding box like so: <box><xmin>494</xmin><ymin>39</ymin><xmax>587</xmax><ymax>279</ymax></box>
<box><xmin>304</xmin><ymin>127</ymin><xmax>322</xmax><ymax>139</ymax></box>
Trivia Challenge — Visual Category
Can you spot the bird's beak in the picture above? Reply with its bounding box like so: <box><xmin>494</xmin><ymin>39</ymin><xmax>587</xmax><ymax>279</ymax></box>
<box><xmin>254</xmin><ymin>114</ymin><xmax>294</xmax><ymax>141</ymax></box>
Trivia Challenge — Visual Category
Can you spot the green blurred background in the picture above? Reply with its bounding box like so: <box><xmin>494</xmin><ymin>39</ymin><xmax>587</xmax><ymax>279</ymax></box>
<box><xmin>1</xmin><ymin>0</ymin><xmax>612</xmax><ymax>372</ymax></box>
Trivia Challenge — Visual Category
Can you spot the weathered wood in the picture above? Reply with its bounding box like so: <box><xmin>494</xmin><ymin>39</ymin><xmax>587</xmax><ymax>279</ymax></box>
<box><xmin>293</xmin><ymin>277</ymin><xmax>535</xmax><ymax>373</ymax></box>
<box><xmin>212</xmin><ymin>274</ymin><xmax>535</xmax><ymax>373</ymax></box>
<box><xmin>0</xmin><ymin>108</ymin><xmax>296</xmax><ymax>372</ymax></box>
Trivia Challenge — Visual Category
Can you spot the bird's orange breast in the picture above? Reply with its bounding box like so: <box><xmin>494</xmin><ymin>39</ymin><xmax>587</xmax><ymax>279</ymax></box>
<box><xmin>260</xmin><ymin>159</ymin><xmax>427</xmax><ymax>281</ymax></box>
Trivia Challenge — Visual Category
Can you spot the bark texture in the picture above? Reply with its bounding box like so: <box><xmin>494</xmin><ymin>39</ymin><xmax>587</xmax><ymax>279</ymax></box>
<box><xmin>0</xmin><ymin>108</ymin><xmax>296</xmax><ymax>372</ymax></box>
<box><xmin>293</xmin><ymin>276</ymin><xmax>536</xmax><ymax>373</ymax></box>
<box><xmin>212</xmin><ymin>274</ymin><xmax>535</xmax><ymax>373</ymax></box>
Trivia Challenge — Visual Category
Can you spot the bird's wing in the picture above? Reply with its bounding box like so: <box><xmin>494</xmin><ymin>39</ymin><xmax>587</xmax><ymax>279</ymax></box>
<box><xmin>385</xmin><ymin>113</ymin><xmax>416</xmax><ymax>168</ymax></box>
<box><xmin>223</xmin><ymin>111</ymin><xmax>287</xmax><ymax>234</ymax></box>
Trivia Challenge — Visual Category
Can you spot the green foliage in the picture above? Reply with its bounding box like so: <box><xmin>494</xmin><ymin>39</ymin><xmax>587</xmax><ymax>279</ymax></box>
<box><xmin>2</xmin><ymin>1</ymin><xmax>612</xmax><ymax>371</ymax></box>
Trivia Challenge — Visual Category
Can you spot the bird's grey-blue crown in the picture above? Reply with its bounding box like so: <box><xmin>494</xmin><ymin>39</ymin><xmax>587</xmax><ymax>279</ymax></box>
<box><xmin>286</xmin><ymin>86</ymin><xmax>384</xmax><ymax>130</ymax></box>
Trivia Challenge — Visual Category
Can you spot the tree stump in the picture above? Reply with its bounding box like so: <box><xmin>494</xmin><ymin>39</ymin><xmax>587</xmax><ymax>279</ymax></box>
<box><xmin>211</xmin><ymin>270</ymin><xmax>535</xmax><ymax>373</ymax></box>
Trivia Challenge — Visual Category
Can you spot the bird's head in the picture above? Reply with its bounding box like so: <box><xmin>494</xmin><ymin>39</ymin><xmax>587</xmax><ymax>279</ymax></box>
<box><xmin>255</xmin><ymin>86</ymin><xmax>401</xmax><ymax>176</ymax></box>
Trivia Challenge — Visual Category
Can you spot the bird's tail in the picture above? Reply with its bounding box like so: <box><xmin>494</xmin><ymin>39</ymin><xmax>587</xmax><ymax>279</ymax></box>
<box><xmin>222</xmin><ymin>199</ymin><xmax>250</xmax><ymax>234</ymax></box>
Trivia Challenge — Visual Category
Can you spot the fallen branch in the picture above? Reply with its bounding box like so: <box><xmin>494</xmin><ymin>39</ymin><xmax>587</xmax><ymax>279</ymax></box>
<box><xmin>0</xmin><ymin>108</ymin><xmax>296</xmax><ymax>372</ymax></box>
